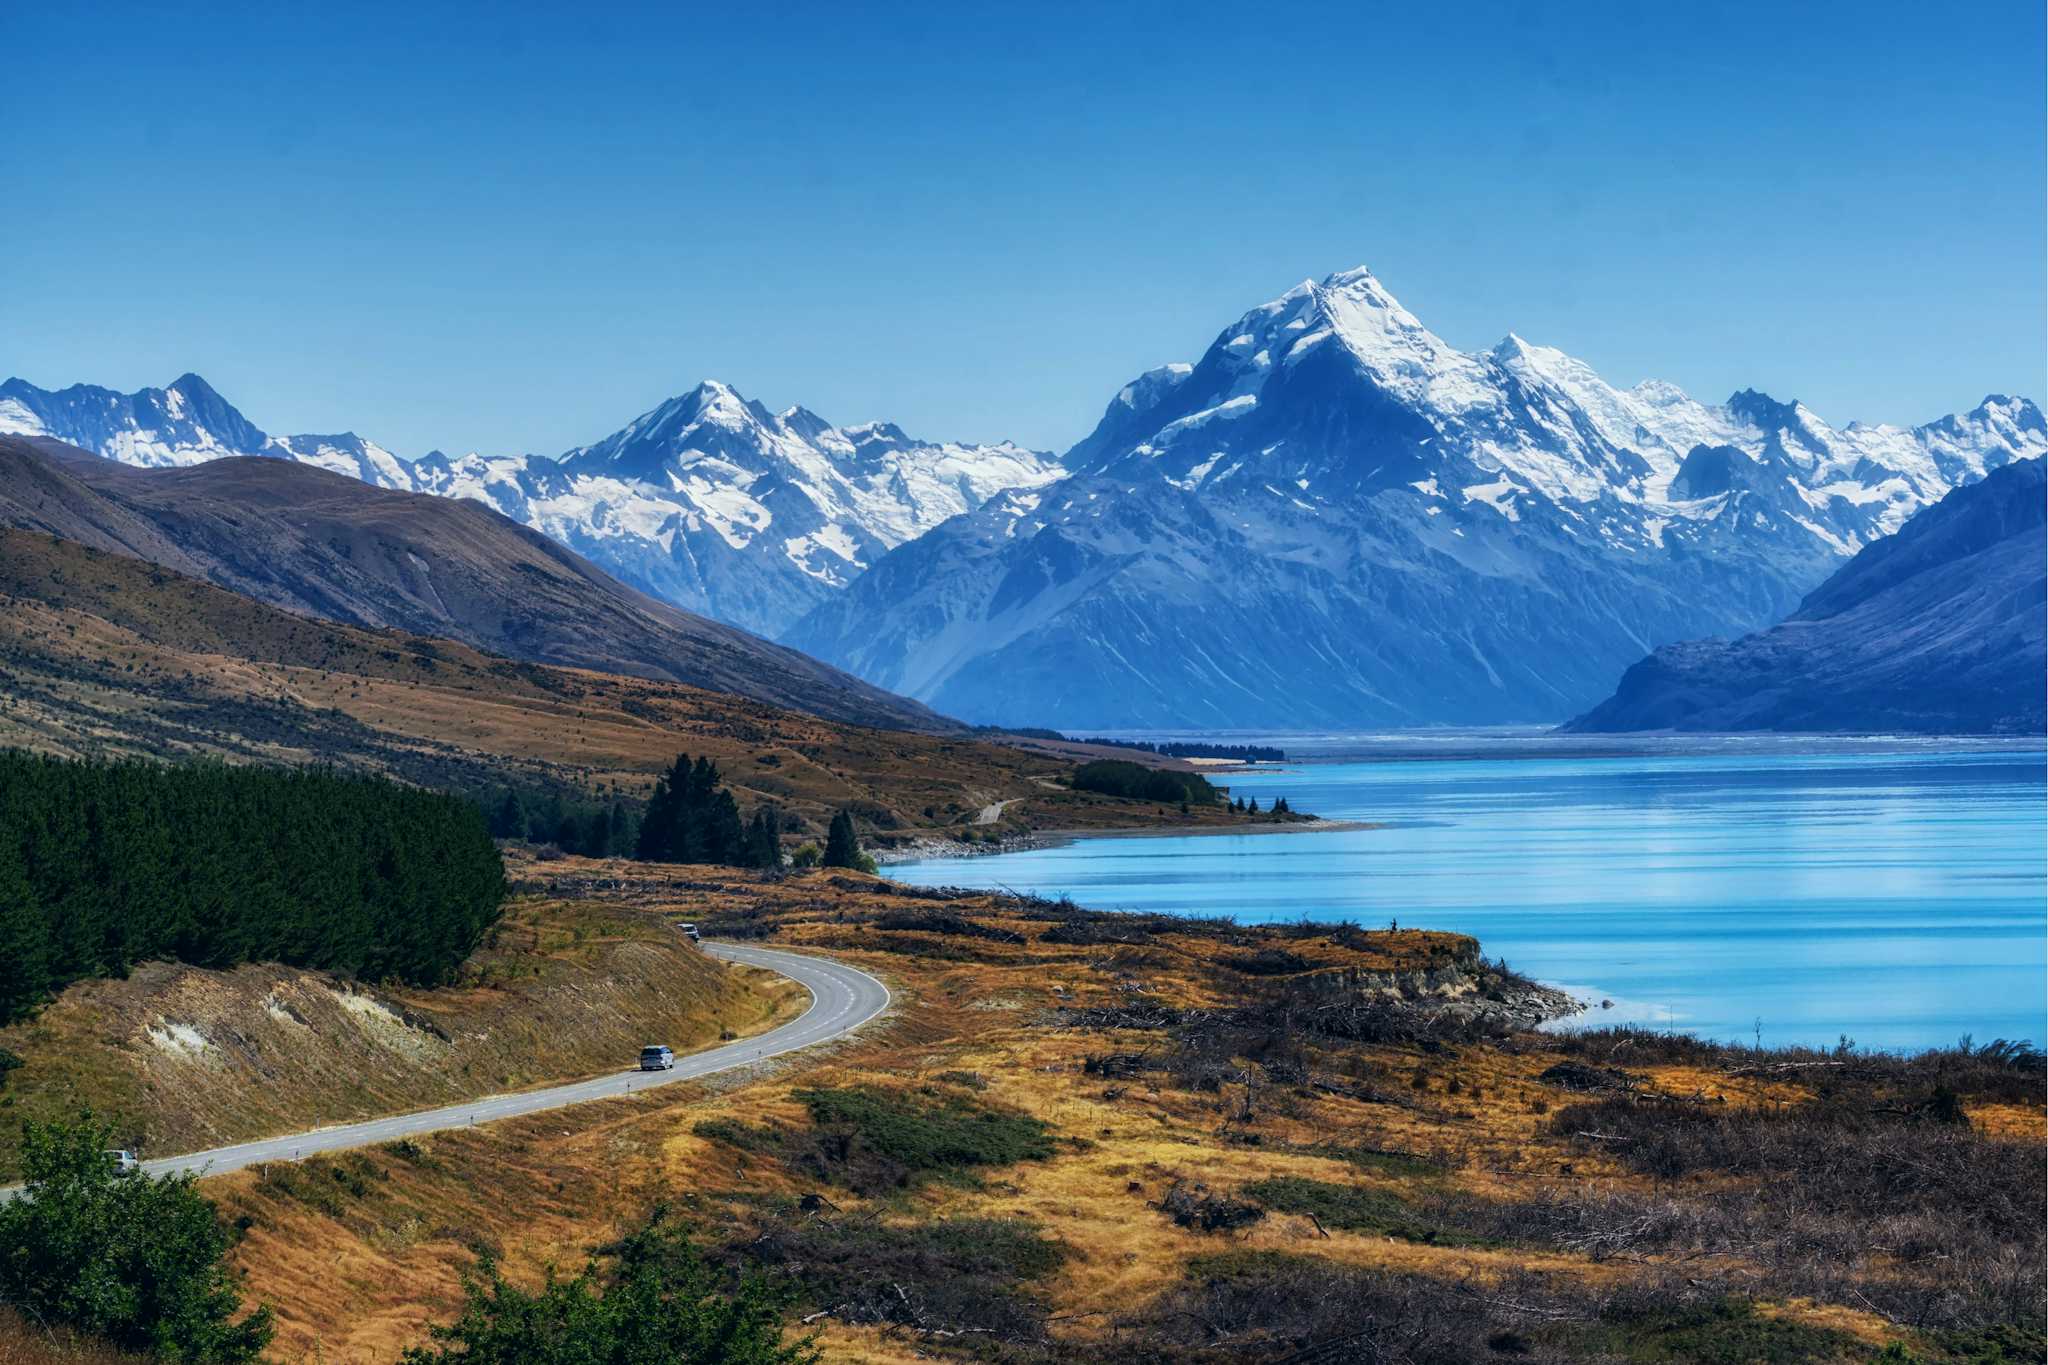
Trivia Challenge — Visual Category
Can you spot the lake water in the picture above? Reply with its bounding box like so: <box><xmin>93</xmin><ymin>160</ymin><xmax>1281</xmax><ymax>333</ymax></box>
<box><xmin>890</xmin><ymin>737</ymin><xmax>2047</xmax><ymax>1052</ymax></box>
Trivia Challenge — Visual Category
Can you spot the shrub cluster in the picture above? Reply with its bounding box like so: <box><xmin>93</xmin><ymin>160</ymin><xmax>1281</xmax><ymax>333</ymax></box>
<box><xmin>402</xmin><ymin>1205</ymin><xmax>811</xmax><ymax>1364</ymax></box>
<box><xmin>695</xmin><ymin>1086</ymin><xmax>1056</xmax><ymax>1194</ymax></box>
<box><xmin>720</xmin><ymin>1213</ymin><xmax>1062</xmax><ymax>1343</ymax></box>
<box><xmin>0</xmin><ymin>1114</ymin><xmax>272</xmax><ymax>1362</ymax></box>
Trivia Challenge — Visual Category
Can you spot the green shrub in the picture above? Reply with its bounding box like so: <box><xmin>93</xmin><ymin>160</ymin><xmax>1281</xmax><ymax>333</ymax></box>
<box><xmin>400</xmin><ymin>1205</ymin><xmax>811</xmax><ymax>1364</ymax></box>
<box><xmin>0</xmin><ymin>1113</ymin><xmax>273</xmax><ymax>1361</ymax></box>
<box><xmin>787</xmin><ymin>1087</ymin><xmax>1055</xmax><ymax>1192</ymax></box>
<box><xmin>1241</xmin><ymin>1175</ymin><xmax>1484</xmax><ymax>1246</ymax></box>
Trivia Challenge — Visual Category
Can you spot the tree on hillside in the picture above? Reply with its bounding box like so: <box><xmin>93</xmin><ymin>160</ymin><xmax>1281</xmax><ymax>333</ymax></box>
<box><xmin>822</xmin><ymin>809</ymin><xmax>862</xmax><ymax>869</ymax></box>
<box><xmin>489</xmin><ymin>791</ymin><xmax>524</xmax><ymax>840</ymax></box>
<box><xmin>0</xmin><ymin>1113</ymin><xmax>273</xmax><ymax>1362</ymax></box>
<box><xmin>746</xmin><ymin>806</ymin><xmax>783</xmax><ymax>870</ymax></box>
<box><xmin>400</xmin><ymin>1206</ymin><xmax>812</xmax><ymax>1365</ymax></box>
<box><xmin>636</xmin><ymin>756</ymin><xmax>746</xmax><ymax>865</ymax></box>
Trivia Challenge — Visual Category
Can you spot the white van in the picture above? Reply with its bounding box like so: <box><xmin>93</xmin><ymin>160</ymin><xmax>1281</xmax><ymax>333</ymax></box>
<box><xmin>638</xmin><ymin>1045</ymin><xmax>675</xmax><ymax>1071</ymax></box>
<box><xmin>106</xmin><ymin>1149</ymin><xmax>141</xmax><ymax>1176</ymax></box>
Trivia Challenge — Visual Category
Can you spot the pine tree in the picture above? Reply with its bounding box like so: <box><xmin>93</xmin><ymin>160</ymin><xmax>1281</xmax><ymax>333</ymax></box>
<box><xmin>746</xmin><ymin>807</ymin><xmax>782</xmax><ymax>870</ymax></box>
<box><xmin>822</xmin><ymin>810</ymin><xmax>861</xmax><ymax>869</ymax></box>
<box><xmin>0</xmin><ymin>844</ymin><xmax>49</xmax><ymax>1019</ymax></box>
<box><xmin>489</xmin><ymin>791</ymin><xmax>524</xmax><ymax>839</ymax></box>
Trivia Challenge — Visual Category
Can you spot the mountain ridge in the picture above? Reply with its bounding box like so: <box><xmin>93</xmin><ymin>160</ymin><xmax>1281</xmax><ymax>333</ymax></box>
<box><xmin>785</xmin><ymin>266</ymin><xmax>2044</xmax><ymax>727</ymax></box>
<box><xmin>1565</xmin><ymin>457</ymin><xmax>2046</xmax><ymax>735</ymax></box>
<box><xmin>0</xmin><ymin>373</ymin><xmax>1063</xmax><ymax>636</ymax></box>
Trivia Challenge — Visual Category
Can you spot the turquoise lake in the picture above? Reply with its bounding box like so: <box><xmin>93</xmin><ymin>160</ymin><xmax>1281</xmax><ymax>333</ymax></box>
<box><xmin>890</xmin><ymin>738</ymin><xmax>2047</xmax><ymax>1051</ymax></box>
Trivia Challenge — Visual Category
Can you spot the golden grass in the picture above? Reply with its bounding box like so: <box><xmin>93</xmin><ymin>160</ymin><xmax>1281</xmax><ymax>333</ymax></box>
<box><xmin>10</xmin><ymin>859</ymin><xmax>2027</xmax><ymax>1361</ymax></box>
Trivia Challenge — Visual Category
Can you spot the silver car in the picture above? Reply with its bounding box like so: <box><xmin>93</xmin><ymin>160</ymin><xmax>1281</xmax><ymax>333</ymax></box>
<box><xmin>638</xmin><ymin>1045</ymin><xmax>675</xmax><ymax>1071</ymax></box>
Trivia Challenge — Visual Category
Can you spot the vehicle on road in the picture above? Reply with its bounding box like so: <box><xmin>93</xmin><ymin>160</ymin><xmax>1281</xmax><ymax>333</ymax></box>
<box><xmin>677</xmin><ymin>921</ymin><xmax>701</xmax><ymax>943</ymax></box>
<box><xmin>638</xmin><ymin>1045</ymin><xmax>675</xmax><ymax>1071</ymax></box>
<box><xmin>106</xmin><ymin>1149</ymin><xmax>140</xmax><ymax>1176</ymax></box>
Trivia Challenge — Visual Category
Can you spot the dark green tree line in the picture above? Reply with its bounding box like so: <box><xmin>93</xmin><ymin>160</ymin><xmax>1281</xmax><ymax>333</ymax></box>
<box><xmin>481</xmin><ymin>786</ymin><xmax>637</xmax><ymax>858</ymax></box>
<box><xmin>1069</xmin><ymin>760</ymin><xmax>1220</xmax><ymax>806</ymax></box>
<box><xmin>0</xmin><ymin>752</ymin><xmax>505</xmax><ymax>1022</ymax></box>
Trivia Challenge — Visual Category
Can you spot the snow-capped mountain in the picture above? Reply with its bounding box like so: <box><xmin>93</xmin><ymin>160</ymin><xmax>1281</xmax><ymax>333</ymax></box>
<box><xmin>0</xmin><ymin>375</ymin><xmax>1061</xmax><ymax>636</ymax></box>
<box><xmin>785</xmin><ymin>267</ymin><xmax>2045</xmax><ymax>727</ymax></box>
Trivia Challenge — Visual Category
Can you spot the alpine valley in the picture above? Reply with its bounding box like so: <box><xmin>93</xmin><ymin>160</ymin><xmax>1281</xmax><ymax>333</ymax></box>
<box><xmin>8</xmin><ymin>265</ymin><xmax>2042</xmax><ymax>728</ymax></box>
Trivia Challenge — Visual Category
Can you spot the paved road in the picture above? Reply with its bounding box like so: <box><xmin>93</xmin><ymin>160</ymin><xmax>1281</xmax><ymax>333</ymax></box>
<box><xmin>3</xmin><ymin>944</ymin><xmax>888</xmax><ymax>1194</ymax></box>
<box><xmin>973</xmin><ymin>798</ymin><xmax>1021</xmax><ymax>825</ymax></box>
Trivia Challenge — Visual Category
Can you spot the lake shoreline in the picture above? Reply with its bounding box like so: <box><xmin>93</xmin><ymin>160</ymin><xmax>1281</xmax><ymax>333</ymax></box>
<box><xmin>876</xmin><ymin>746</ymin><xmax>2045</xmax><ymax>1051</ymax></box>
<box><xmin>877</xmin><ymin>817</ymin><xmax>1383</xmax><ymax>866</ymax></box>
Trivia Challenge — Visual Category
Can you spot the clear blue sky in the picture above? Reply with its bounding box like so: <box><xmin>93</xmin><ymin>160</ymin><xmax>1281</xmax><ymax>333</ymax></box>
<box><xmin>5</xmin><ymin>1</ymin><xmax>2042</xmax><ymax>456</ymax></box>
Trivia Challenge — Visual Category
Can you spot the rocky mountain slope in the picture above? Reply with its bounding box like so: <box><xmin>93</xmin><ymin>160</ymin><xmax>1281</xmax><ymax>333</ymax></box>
<box><xmin>0</xmin><ymin>435</ymin><xmax>943</xmax><ymax>730</ymax></box>
<box><xmin>0</xmin><ymin>373</ymin><xmax>1061</xmax><ymax>635</ymax></box>
<box><xmin>1567</xmin><ymin>457</ymin><xmax>2045</xmax><ymax>734</ymax></box>
<box><xmin>786</xmin><ymin>267</ymin><xmax>2044</xmax><ymax>726</ymax></box>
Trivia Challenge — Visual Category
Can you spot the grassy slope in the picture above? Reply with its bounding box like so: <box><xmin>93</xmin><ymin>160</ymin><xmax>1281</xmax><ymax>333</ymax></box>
<box><xmin>0</xmin><ymin>896</ymin><xmax>795</xmax><ymax>1180</ymax></box>
<box><xmin>0</xmin><ymin>528</ymin><xmax>1279</xmax><ymax>848</ymax></box>
<box><xmin>0</xmin><ymin>435</ymin><xmax>940</xmax><ymax>732</ymax></box>
<box><xmin>121</xmin><ymin>858</ymin><xmax>2041</xmax><ymax>1364</ymax></box>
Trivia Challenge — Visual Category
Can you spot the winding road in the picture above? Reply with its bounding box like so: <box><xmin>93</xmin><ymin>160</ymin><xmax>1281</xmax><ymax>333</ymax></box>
<box><xmin>4</xmin><ymin>944</ymin><xmax>889</xmax><ymax>1194</ymax></box>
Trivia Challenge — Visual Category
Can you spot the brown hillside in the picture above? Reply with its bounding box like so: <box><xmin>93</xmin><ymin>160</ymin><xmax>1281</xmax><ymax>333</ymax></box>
<box><xmin>0</xmin><ymin>528</ymin><xmax>1269</xmax><ymax>847</ymax></box>
<box><xmin>0</xmin><ymin>434</ymin><xmax>940</xmax><ymax>730</ymax></box>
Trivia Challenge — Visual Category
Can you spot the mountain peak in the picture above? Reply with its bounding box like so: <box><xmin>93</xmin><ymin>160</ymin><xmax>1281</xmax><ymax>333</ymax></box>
<box><xmin>167</xmin><ymin>372</ymin><xmax>221</xmax><ymax>397</ymax></box>
<box><xmin>778</xmin><ymin>404</ymin><xmax>835</xmax><ymax>441</ymax></box>
<box><xmin>1317</xmin><ymin>263</ymin><xmax>1388</xmax><ymax>291</ymax></box>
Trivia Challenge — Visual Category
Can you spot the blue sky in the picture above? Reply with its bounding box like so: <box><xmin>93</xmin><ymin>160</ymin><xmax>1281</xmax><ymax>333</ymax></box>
<box><xmin>5</xmin><ymin>1</ymin><xmax>2042</xmax><ymax>456</ymax></box>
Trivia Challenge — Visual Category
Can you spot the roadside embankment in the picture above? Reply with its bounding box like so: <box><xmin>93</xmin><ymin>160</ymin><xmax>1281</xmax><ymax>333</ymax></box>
<box><xmin>0</xmin><ymin>896</ymin><xmax>794</xmax><ymax>1180</ymax></box>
